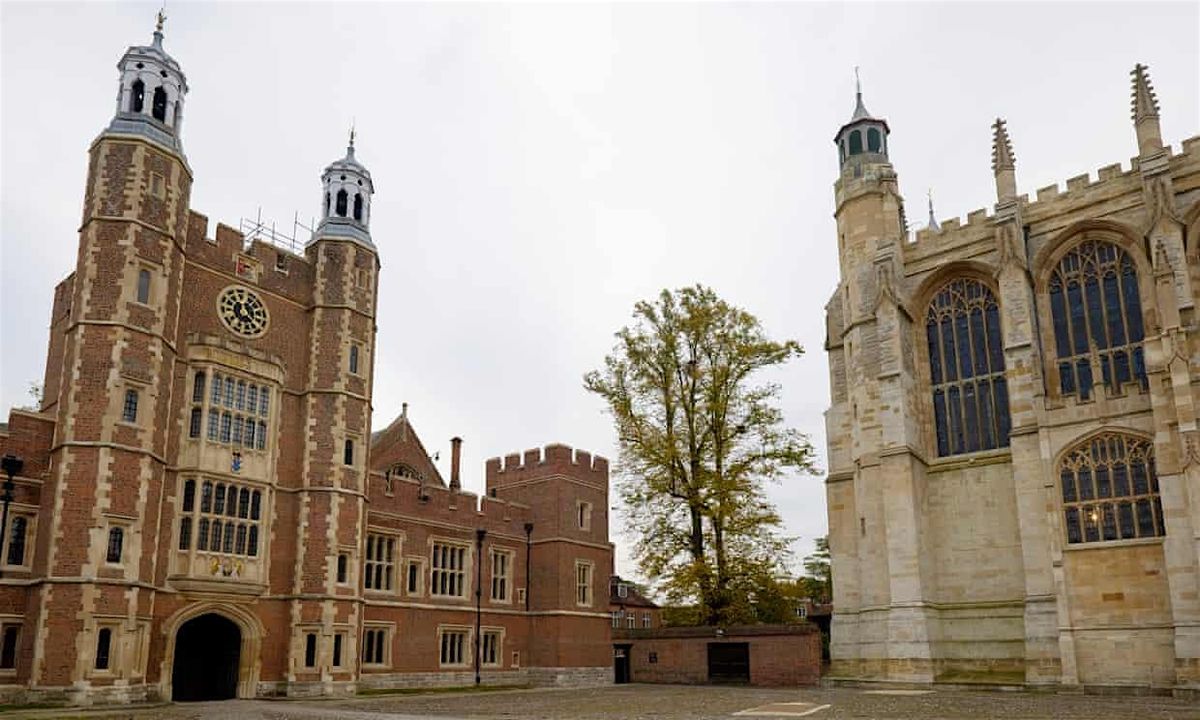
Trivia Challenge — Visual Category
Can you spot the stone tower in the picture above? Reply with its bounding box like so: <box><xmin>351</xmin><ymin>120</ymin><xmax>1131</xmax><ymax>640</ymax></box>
<box><xmin>824</xmin><ymin>65</ymin><xmax>1200</xmax><ymax>693</ymax></box>
<box><xmin>28</xmin><ymin>14</ymin><xmax>193</xmax><ymax>693</ymax></box>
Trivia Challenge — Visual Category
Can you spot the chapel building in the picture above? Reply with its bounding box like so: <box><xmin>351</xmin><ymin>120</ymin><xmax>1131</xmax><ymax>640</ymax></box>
<box><xmin>823</xmin><ymin>67</ymin><xmax>1200</xmax><ymax>694</ymax></box>
<box><xmin>0</xmin><ymin>19</ymin><xmax>613</xmax><ymax>704</ymax></box>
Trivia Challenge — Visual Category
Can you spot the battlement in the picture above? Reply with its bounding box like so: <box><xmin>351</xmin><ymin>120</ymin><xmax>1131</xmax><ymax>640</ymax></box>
<box><xmin>485</xmin><ymin>443</ymin><xmax>609</xmax><ymax>489</ymax></box>
<box><xmin>367</xmin><ymin>470</ymin><xmax>533</xmax><ymax>531</ymax></box>
<box><xmin>182</xmin><ymin>210</ymin><xmax>316</xmax><ymax>303</ymax></box>
<box><xmin>904</xmin><ymin>134</ymin><xmax>1200</xmax><ymax>259</ymax></box>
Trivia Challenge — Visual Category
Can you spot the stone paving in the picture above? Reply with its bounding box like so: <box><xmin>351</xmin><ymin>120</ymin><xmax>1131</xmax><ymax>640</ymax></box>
<box><xmin>6</xmin><ymin>684</ymin><xmax>1200</xmax><ymax>720</ymax></box>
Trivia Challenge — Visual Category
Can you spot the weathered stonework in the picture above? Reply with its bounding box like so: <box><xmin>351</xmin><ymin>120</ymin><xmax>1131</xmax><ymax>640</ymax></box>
<box><xmin>825</xmin><ymin>69</ymin><xmax>1200</xmax><ymax>696</ymax></box>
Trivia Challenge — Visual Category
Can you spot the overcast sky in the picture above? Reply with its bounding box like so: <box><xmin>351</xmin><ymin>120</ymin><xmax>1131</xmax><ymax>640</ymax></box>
<box><xmin>2</xmin><ymin>1</ymin><xmax>1197</xmax><ymax>585</ymax></box>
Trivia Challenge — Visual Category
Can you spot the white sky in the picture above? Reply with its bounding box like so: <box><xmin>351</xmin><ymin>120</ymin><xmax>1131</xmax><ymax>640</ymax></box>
<box><xmin>2</xmin><ymin>1</ymin><xmax>1197</xmax><ymax>585</ymax></box>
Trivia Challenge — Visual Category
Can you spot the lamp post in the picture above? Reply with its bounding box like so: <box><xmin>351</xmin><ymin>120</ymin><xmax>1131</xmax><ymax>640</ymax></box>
<box><xmin>474</xmin><ymin>528</ymin><xmax>486</xmax><ymax>686</ymax></box>
<box><xmin>0</xmin><ymin>454</ymin><xmax>24</xmax><ymax>580</ymax></box>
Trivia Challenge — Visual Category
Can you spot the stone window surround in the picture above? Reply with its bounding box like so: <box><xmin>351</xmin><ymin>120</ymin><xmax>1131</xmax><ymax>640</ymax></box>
<box><xmin>182</xmin><ymin>477</ymin><xmax>265</xmax><ymax>559</ymax></box>
<box><xmin>1054</xmin><ymin>429</ymin><xmax>1165</xmax><ymax>546</ymax></box>
<box><xmin>1032</xmin><ymin>227</ymin><xmax>1155</xmax><ymax>405</ymax></box>
<box><xmin>437</xmin><ymin>624</ymin><xmax>472</xmax><ymax>668</ymax></box>
<box><xmin>480</xmin><ymin>625</ymin><xmax>505</xmax><ymax>667</ymax></box>
<box><xmin>0</xmin><ymin>615</ymin><xmax>22</xmax><ymax>675</ymax></box>
<box><xmin>361</xmin><ymin>622</ymin><xmax>395</xmax><ymax>668</ymax></box>
<box><xmin>364</xmin><ymin>532</ymin><xmax>401</xmax><ymax>594</ymax></box>
<box><xmin>0</xmin><ymin>506</ymin><xmax>36</xmax><ymax>571</ymax></box>
<box><xmin>429</xmin><ymin>537</ymin><xmax>472</xmax><ymax>600</ymax></box>
<box><xmin>489</xmin><ymin>547</ymin><xmax>515</xmax><ymax>604</ymax></box>
<box><xmin>87</xmin><ymin>617</ymin><xmax>125</xmax><ymax>678</ymax></box>
<box><xmin>911</xmin><ymin>267</ymin><xmax>1012</xmax><ymax>461</ymax></box>
<box><xmin>577</xmin><ymin>500</ymin><xmax>592</xmax><ymax>531</ymax></box>
<box><xmin>404</xmin><ymin>556</ymin><xmax>425</xmax><ymax>597</ymax></box>
<box><xmin>191</xmin><ymin>364</ymin><xmax>276</xmax><ymax>453</ymax></box>
<box><xmin>575</xmin><ymin>559</ymin><xmax>595</xmax><ymax>608</ymax></box>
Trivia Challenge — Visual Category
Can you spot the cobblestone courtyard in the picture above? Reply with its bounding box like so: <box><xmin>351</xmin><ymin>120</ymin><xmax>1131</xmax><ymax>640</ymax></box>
<box><xmin>8</xmin><ymin>685</ymin><xmax>1199</xmax><ymax>720</ymax></box>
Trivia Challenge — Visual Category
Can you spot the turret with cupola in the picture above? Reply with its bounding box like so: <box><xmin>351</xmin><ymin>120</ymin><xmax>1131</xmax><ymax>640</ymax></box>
<box><xmin>105</xmin><ymin>10</ymin><xmax>189</xmax><ymax>157</ymax></box>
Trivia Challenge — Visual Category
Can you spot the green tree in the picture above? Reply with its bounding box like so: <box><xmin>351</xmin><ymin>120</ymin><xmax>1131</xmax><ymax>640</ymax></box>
<box><xmin>801</xmin><ymin>535</ymin><xmax>832</xmax><ymax>603</ymax></box>
<box><xmin>585</xmin><ymin>285</ymin><xmax>815</xmax><ymax>625</ymax></box>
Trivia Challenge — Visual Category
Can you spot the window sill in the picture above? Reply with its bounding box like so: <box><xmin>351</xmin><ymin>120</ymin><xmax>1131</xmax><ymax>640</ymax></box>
<box><xmin>1062</xmin><ymin>536</ymin><xmax>1164</xmax><ymax>552</ymax></box>
<box><xmin>927</xmin><ymin>447</ymin><xmax>1012</xmax><ymax>473</ymax></box>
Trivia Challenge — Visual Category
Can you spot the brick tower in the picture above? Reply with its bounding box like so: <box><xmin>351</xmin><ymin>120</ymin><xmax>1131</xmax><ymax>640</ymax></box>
<box><xmin>285</xmin><ymin>134</ymin><xmax>379</xmax><ymax>694</ymax></box>
<box><xmin>26</xmin><ymin>13</ymin><xmax>193</xmax><ymax>699</ymax></box>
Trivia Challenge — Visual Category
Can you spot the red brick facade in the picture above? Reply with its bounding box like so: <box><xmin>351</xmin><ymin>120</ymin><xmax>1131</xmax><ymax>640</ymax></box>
<box><xmin>0</xmin><ymin>22</ymin><xmax>612</xmax><ymax>705</ymax></box>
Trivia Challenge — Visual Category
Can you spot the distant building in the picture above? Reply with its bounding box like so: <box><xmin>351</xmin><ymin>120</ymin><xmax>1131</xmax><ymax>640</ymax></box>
<box><xmin>824</xmin><ymin>66</ymin><xmax>1199</xmax><ymax>694</ymax></box>
<box><xmin>0</xmin><ymin>18</ymin><xmax>613</xmax><ymax>705</ymax></box>
<box><xmin>609</xmin><ymin>576</ymin><xmax>662</xmax><ymax>630</ymax></box>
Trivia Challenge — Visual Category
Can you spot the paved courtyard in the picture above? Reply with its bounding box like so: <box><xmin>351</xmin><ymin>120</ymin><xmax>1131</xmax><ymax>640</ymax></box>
<box><xmin>8</xmin><ymin>684</ymin><xmax>1199</xmax><ymax>720</ymax></box>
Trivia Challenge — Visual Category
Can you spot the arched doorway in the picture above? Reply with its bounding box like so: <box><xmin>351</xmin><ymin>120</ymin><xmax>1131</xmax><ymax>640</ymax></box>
<box><xmin>172</xmin><ymin>613</ymin><xmax>241</xmax><ymax>701</ymax></box>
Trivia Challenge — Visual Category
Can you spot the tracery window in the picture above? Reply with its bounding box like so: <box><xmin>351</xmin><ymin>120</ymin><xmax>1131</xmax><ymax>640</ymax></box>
<box><xmin>1048</xmin><ymin>239</ymin><xmax>1146</xmax><ymax>399</ymax></box>
<box><xmin>1060</xmin><ymin>433</ymin><xmax>1164</xmax><ymax>544</ymax></box>
<box><xmin>925</xmin><ymin>278</ymin><xmax>1011</xmax><ymax>456</ymax></box>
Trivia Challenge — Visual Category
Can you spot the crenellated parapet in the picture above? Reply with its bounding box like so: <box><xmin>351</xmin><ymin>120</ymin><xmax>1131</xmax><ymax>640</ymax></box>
<box><xmin>902</xmin><ymin>135</ymin><xmax>1200</xmax><ymax>275</ymax></box>
<box><xmin>485</xmin><ymin>443</ymin><xmax>609</xmax><ymax>491</ymax></box>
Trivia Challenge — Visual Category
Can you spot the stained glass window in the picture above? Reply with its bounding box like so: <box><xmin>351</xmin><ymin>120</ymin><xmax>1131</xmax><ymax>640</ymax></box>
<box><xmin>926</xmin><ymin>278</ymin><xmax>1011</xmax><ymax>456</ymax></box>
<box><xmin>1060</xmin><ymin>433</ymin><xmax>1163</xmax><ymax>544</ymax></box>
<box><xmin>1048</xmin><ymin>240</ymin><xmax>1146</xmax><ymax>399</ymax></box>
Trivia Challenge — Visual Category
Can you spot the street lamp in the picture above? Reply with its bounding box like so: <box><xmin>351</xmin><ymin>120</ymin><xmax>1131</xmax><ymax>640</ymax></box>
<box><xmin>474</xmin><ymin>528</ymin><xmax>487</xmax><ymax>686</ymax></box>
<box><xmin>0</xmin><ymin>454</ymin><xmax>24</xmax><ymax>580</ymax></box>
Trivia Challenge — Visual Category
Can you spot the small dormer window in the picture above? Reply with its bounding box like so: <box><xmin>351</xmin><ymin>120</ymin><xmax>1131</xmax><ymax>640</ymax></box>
<box><xmin>848</xmin><ymin>129</ymin><xmax>863</xmax><ymax>155</ymax></box>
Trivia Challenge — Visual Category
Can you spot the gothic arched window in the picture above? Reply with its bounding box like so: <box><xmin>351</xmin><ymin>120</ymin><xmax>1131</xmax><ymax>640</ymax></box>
<box><xmin>353</xmin><ymin>193</ymin><xmax>364</xmax><ymax>221</ymax></box>
<box><xmin>325</xmin><ymin>193</ymin><xmax>331</xmax><ymax>217</ymax></box>
<box><xmin>848</xmin><ymin>130</ymin><xmax>863</xmax><ymax>155</ymax></box>
<box><xmin>1060</xmin><ymin>433</ymin><xmax>1163</xmax><ymax>544</ymax></box>
<box><xmin>336</xmin><ymin>189</ymin><xmax>348</xmax><ymax>217</ymax></box>
<box><xmin>926</xmin><ymin>278</ymin><xmax>1011</xmax><ymax>456</ymax></box>
<box><xmin>1048</xmin><ymin>239</ymin><xmax>1146</xmax><ymax>400</ymax></box>
<box><xmin>152</xmin><ymin>86</ymin><xmax>168</xmax><ymax>122</ymax></box>
<box><xmin>131</xmin><ymin>79</ymin><xmax>145</xmax><ymax>113</ymax></box>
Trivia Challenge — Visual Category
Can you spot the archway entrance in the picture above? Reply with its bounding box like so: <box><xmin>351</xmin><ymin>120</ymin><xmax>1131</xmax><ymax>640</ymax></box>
<box><xmin>172</xmin><ymin>613</ymin><xmax>241</xmax><ymax>701</ymax></box>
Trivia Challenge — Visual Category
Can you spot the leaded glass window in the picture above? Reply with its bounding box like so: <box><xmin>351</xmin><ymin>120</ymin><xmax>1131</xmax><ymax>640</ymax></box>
<box><xmin>1048</xmin><ymin>239</ymin><xmax>1146</xmax><ymax>399</ymax></box>
<box><xmin>925</xmin><ymin>278</ymin><xmax>1011</xmax><ymax>456</ymax></box>
<box><xmin>1060</xmin><ymin>433</ymin><xmax>1163</xmax><ymax>544</ymax></box>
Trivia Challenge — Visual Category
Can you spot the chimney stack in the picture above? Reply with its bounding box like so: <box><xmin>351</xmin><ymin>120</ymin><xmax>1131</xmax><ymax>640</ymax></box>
<box><xmin>450</xmin><ymin>437</ymin><xmax>462</xmax><ymax>490</ymax></box>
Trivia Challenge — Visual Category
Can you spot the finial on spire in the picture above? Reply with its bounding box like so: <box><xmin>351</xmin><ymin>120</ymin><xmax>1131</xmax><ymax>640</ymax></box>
<box><xmin>850</xmin><ymin>66</ymin><xmax>872</xmax><ymax>121</ymax></box>
<box><xmin>1131</xmin><ymin>63</ymin><xmax>1160</xmax><ymax>121</ymax></box>
<box><xmin>152</xmin><ymin>6</ymin><xmax>166</xmax><ymax>48</ymax></box>
<box><xmin>991</xmin><ymin>117</ymin><xmax>1015</xmax><ymax>173</ymax></box>
<box><xmin>1130</xmin><ymin>64</ymin><xmax>1164</xmax><ymax>156</ymax></box>
<box><xmin>347</xmin><ymin>120</ymin><xmax>356</xmax><ymax>158</ymax></box>
<box><xmin>926</xmin><ymin>189</ymin><xmax>940</xmax><ymax>232</ymax></box>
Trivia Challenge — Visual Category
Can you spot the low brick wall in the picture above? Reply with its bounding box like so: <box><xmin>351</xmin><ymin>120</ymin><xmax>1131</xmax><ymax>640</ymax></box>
<box><xmin>613</xmin><ymin>625</ymin><xmax>821</xmax><ymax>687</ymax></box>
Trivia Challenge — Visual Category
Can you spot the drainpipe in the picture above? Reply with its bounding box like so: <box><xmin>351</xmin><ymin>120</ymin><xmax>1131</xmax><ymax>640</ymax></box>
<box><xmin>475</xmin><ymin>528</ymin><xmax>486</xmax><ymax>685</ymax></box>
<box><xmin>523</xmin><ymin>522</ymin><xmax>534</xmax><ymax>612</ymax></box>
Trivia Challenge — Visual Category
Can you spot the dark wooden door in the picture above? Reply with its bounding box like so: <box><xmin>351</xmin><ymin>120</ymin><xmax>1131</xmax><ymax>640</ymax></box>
<box><xmin>707</xmin><ymin>642</ymin><xmax>750</xmax><ymax>684</ymax></box>
<box><xmin>613</xmin><ymin>645</ymin><xmax>632</xmax><ymax>684</ymax></box>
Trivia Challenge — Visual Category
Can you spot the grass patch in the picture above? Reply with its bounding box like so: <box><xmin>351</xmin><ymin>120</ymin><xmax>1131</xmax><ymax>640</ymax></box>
<box><xmin>356</xmin><ymin>684</ymin><xmax>530</xmax><ymax>698</ymax></box>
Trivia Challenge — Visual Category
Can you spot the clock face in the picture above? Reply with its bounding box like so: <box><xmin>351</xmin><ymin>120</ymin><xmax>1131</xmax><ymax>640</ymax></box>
<box><xmin>217</xmin><ymin>286</ymin><xmax>269</xmax><ymax>338</ymax></box>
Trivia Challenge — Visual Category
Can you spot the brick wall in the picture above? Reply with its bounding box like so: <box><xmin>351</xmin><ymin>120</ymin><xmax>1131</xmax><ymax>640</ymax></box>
<box><xmin>615</xmin><ymin>625</ymin><xmax>822</xmax><ymax>687</ymax></box>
